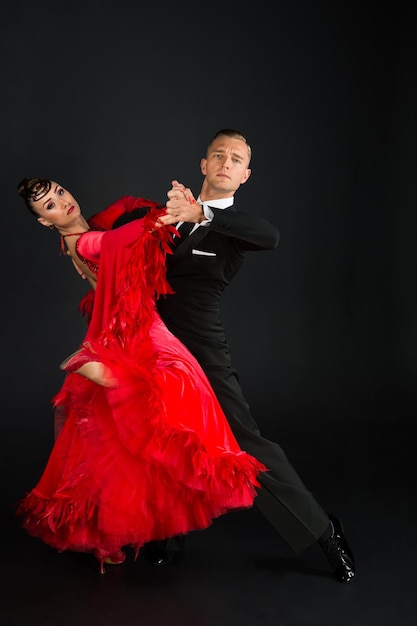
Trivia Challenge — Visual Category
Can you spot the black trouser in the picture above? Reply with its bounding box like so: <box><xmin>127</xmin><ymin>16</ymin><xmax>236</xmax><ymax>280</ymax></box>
<box><xmin>199</xmin><ymin>364</ymin><xmax>329</xmax><ymax>553</ymax></box>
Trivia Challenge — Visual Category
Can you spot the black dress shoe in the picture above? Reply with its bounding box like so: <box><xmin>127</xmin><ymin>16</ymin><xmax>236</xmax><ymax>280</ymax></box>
<box><xmin>147</xmin><ymin>546</ymin><xmax>174</xmax><ymax>566</ymax></box>
<box><xmin>144</xmin><ymin>540</ymin><xmax>175</xmax><ymax>566</ymax></box>
<box><xmin>321</xmin><ymin>515</ymin><xmax>356</xmax><ymax>583</ymax></box>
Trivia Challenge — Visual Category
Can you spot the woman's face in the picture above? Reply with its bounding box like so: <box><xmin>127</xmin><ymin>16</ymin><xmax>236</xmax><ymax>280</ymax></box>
<box><xmin>33</xmin><ymin>181</ymin><xmax>81</xmax><ymax>229</ymax></box>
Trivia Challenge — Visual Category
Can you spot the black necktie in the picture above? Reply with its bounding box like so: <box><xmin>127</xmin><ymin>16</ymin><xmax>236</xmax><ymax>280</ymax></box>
<box><xmin>173</xmin><ymin>222</ymin><xmax>195</xmax><ymax>249</ymax></box>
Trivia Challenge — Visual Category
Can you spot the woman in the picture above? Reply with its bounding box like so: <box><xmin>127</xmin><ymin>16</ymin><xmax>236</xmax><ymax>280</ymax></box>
<box><xmin>16</xmin><ymin>178</ymin><xmax>267</xmax><ymax>573</ymax></box>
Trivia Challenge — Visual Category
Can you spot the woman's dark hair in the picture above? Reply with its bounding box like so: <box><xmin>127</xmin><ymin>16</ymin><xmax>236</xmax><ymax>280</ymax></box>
<box><xmin>18</xmin><ymin>177</ymin><xmax>51</xmax><ymax>216</ymax></box>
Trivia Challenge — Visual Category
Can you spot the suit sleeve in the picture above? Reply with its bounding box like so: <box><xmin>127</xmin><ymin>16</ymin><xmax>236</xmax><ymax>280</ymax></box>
<box><xmin>209</xmin><ymin>207</ymin><xmax>280</xmax><ymax>251</ymax></box>
<box><xmin>88</xmin><ymin>196</ymin><xmax>164</xmax><ymax>231</ymax></box>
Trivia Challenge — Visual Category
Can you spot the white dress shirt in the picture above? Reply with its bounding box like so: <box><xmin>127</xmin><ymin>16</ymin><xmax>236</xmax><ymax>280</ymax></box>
<box><xmin>176</xmin><ymin>196</ymin><xmax>234</xmax><ymax>236</ymax></box>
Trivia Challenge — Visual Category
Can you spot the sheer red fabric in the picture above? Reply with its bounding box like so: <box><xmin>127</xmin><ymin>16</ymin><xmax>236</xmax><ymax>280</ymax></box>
<box><xmin>17</xmin><ymin>210</ymin><xmax>267</xmax><ymax>562</ymax></box>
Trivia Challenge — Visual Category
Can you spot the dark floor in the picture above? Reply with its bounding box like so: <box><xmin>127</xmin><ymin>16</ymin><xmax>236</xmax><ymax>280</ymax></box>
<box><xmin>1</xmin><ymin>407</ymin><xmax>416</xmax><ymax>626</ymax></box>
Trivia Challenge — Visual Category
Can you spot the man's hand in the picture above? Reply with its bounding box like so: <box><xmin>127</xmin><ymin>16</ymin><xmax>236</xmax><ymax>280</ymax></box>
<box><xmin>156</xmin><ymin>180</ymin><xmax>204</xmax><ymax>227</ymax></box>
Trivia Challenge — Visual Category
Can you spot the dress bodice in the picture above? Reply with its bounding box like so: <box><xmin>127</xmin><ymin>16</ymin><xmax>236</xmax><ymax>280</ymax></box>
<box><xmin>62</xmin><ymin>229</ymin><xmax>105</xmax><ymax>277</ymax></box>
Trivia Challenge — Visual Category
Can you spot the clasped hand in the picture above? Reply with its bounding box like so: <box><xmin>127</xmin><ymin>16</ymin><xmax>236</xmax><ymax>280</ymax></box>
<box><xmin>156</xmin><ymin>180</ymin><xmax>204</xmax><ymax>228</ymax></box>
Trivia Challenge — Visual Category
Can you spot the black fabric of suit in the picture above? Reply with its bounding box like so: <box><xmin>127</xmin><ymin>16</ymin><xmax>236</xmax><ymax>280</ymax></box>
<box><xmin>113</xmin><ymin>205</ymin><xmax>329</xmax><ymax>553</ymax></box>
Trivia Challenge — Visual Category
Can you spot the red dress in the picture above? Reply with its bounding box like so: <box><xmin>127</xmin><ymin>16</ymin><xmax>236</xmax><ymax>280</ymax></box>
<box><xmin>17</xmin><ymin>209</ymin><xmax>267</xmax><ymax>567</ymax></box>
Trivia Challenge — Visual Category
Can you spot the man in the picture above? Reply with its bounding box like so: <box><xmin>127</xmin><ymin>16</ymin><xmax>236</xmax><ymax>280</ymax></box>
<box><xmin>113</xmin><ymin>129</ymin><xmax>355</xmax><ymax>584</ymax></box>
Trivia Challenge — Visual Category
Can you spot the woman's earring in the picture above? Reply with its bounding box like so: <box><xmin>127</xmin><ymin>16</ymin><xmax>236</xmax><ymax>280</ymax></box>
<box><xmin>48</xmin><ymin>224</ymin><xmax>54</xmax><ymax>230</ymax></box>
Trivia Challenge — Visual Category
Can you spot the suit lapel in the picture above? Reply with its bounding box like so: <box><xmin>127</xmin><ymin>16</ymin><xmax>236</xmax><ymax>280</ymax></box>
<box><xmin>168</xmin><ymin>225</ymin><xmax>210</xmax><ymax>270</ymax></box>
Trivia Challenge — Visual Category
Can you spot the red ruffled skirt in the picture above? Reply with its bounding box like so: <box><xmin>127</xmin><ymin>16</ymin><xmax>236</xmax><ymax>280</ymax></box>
<box><xmin>17</xmin><ymin>214</ymin><xmax>267</xmax><ymax>563</ymax></box>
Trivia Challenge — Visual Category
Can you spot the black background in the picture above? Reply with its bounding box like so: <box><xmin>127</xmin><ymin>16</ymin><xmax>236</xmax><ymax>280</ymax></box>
<box><xmin>2</xmin><ymin>1</ymin><xmax>417</xmax><ymax>624</ymax></box>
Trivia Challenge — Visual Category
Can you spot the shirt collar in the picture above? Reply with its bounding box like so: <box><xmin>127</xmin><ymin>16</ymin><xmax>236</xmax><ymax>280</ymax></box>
<box><xmin>197</xmin><ymin>195</ymin><xmax>234</xmax><ymax>210</ymax></box>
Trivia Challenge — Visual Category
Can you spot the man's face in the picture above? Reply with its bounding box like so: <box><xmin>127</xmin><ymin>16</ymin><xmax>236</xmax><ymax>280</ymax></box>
<box><xmin>200</xmin><ymin>136</ymin><xmax>251</xmax><ymax>198</ymax></box>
